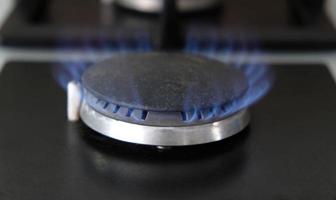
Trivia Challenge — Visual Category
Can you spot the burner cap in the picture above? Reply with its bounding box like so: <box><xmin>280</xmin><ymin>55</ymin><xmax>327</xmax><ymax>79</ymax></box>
<box><xmin>81</xmin><ymin>53</ymin><xmax>248</xmax><ymax>126</ymax></box>
<box><xmin>79</xmin><ymin>52</ymin><xmax>251</xmax><ymax>146</ymax></box>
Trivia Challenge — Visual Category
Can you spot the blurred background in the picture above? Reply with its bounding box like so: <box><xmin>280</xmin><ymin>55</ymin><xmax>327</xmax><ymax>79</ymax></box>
<box><xmin>0</xmin><ymin>0</ymin><xmax>336</xmax><ymax>79</ymax></box>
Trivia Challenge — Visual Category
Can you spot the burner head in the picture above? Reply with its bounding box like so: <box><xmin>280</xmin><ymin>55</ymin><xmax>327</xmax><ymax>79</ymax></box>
<box><xmin>114</xmin><ymin>0</ymin><xmax>221</xmax><ymax>13</ymax></box>
<box><xmin>81</xmin><ymin>53</ymin><xmax>248</xmax><ymax>126</ymax></box>
<box><xmin>79</xmin><ymin>52</ymin><xmax>251</xmax><ymax>146</ymax></box>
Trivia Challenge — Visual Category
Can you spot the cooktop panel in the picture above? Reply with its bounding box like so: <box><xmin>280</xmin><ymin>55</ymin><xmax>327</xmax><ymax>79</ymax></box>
<box><xmin>0</xmin><ymin>62</ymin><xmax>335</xmax><ymax>199</ymax></box>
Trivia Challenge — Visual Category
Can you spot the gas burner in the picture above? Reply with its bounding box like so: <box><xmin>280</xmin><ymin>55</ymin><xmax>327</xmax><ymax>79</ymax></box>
<box><xmin>68</xmin><ymin>53</ymin><xmax>251</xmax><ymax>146</ymax></box>
<box><xmin>114</xmin><ymin>0</ymin><xmax>221</xmax><ymax>13</ymax></box>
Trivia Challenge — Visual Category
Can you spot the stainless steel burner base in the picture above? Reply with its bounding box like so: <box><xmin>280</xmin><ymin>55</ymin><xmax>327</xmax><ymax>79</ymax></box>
<box><xmin>80</xmin><ymin>101</ymin><xmax>250</xmax><ymax>146</ymax></box>
<box><xmin>114</xmin><ymin>0</ymin><xmax>221</xmax><ymax>13</ymax></box>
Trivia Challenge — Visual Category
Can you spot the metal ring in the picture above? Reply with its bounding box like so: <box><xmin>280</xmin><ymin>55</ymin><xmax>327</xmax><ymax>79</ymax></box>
<box><xmin>80</xmin><ymin>101</ymin><xmax>250</xmax><ymax>146</ymax></box>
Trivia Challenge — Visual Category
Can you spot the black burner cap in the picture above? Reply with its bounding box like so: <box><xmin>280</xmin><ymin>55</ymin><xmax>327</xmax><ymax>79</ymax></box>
<box><xmin>82</xmin><ymin>53</ymin><xmax>248</xmax><ymax>113</ymax></box>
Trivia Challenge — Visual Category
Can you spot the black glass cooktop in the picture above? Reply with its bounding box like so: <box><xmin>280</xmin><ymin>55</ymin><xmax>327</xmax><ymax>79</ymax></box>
<box><xmin>1</xmin><ymin>0</ymin><xmax>336</xmax><ymax>51</ymax></box>
<box><xmin>0</xmin><ymin>62</ymin><xmax>335</xmax><ymax>199</ymax></box>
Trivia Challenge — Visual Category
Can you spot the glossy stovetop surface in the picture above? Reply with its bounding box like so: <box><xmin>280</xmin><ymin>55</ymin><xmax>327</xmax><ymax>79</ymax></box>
<box><xmin>0</xmin><ymin>62</ymin><xmax>336</xmax><ymax>199</ymax></box>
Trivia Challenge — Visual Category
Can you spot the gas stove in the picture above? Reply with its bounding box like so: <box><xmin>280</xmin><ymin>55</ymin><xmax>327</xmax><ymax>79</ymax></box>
<box><xmin>1</xmin><ymin>0</ymin><xmax>336</xmax><ymax>198</ymax></box>
<box><xmin>0</xmin><ymin>62</ymin><xmax>335</xmax><ymax>199</ymax></box>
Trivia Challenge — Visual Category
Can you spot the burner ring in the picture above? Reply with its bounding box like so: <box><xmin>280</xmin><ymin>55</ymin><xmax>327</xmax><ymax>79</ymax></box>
<box><xmin>80</xmin><ymin>101</ymin><xmax>250</xmax><ymax>146</ymax></box>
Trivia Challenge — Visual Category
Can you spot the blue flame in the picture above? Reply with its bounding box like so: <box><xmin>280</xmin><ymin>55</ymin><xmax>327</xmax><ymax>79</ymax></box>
<box><xmin>183</xmin><ymin>31</ymin><xmax>274</xmax><ymax>121</ymax></box>
<box><xmin>54</xmin><ymin>32</ymin><xmax>273</xmax><ymax>123</ymax></box>
<box><xmin>53</xmin><ymin>61</ymin><xmax>88</xmax><ymax>90</ymax></box>
<box><xmin>53</xmin><ymin>33</ymin><xmax>153</xmax><ymax>90</ymax></box>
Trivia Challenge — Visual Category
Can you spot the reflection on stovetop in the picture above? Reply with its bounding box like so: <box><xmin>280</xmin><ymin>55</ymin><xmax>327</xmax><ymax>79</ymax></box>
<box><xmin>66</xmin><ymin>121</ymin><xmax>248</xmax><ymax>199</ymax></box>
